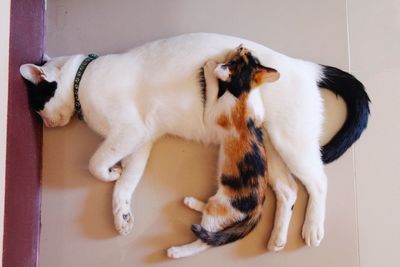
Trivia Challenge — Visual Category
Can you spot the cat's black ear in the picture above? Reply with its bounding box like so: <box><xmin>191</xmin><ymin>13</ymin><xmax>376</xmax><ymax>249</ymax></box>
<box><xmin>20</xmin><ymin>64</ymin><xmax>45</xmax><ymax>85</ymax></box>
<box><xmin>42</xmin><ymin>53</ymin><xmax>51</xmax><ymax>63</ymax></box>
<box><xmin>254</xmin><ymin>66</ymin><xmax>280</xmax><ymax>85</ymax></box>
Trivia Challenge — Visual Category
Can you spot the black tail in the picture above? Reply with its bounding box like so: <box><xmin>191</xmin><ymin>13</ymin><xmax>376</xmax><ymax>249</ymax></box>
<box><xmin>191</xmin><ymin>215</ymin><xmax>260</xmax><ymax>246</ymax></box>
<box><xmin>318</xmin><ymin>65</ymin><xmax>370</xmax><ymax>164</ymax></box>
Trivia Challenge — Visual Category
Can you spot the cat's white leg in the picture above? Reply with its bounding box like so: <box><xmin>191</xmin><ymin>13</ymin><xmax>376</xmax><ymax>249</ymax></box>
<box><xmin>271</xmin><ymin>135</ymin><xmax>326</xmax><ymax>247</ymax></box>
<box><xmin>296</xmin><ymin>158</ymin><xmax>326</xmax><ymax>248</ymax></box>
<box><xmin>88</xmin><ymin>128</ymin><xmax>145</xmax><ymax>182</ymax></box>
<box><xmin>112</xmin><ymin>142</ymin><xmax>152</xmax><ymax>235</ymax></box>
<box><xmin>264</xmin><ymin>136</ymin><xmax>298</xmax><ymax>252</ymax></box>
<box><xmin>167</xmin><ymin>239</ymin><xmax>210</xmax><ymax>259</ymax></box>
<box><xmin>183</xmin><ymin>196</ymin><xmax>205</xmax><ymax>212</ymax></box>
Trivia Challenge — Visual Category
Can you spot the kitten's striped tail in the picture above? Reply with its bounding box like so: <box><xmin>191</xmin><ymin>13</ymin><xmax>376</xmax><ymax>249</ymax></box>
<box><xmin>191</xmin><ymin>213</ymin><xmax>261</xmax><ymax>247</ymax></box>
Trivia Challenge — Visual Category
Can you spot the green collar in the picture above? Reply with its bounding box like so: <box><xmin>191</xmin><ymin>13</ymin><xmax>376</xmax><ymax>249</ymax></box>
<box><xmin>73</xmin><ymin>54</ymin><xmax>98</xmax><ymax>120</ymax></box>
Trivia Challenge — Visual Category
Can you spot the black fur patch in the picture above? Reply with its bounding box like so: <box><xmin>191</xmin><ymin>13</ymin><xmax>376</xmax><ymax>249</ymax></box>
<box><xmin>318</xmin><ymin>65</ymin><xmax>370</xmax><ymax>163</ymax></box>
<box><xmin>24</xmin><ymin>79</ymin><xmax>57</xmax><ymax>111</ymax></box>
<box><xmin>221</xmin><ymin>174</ymin><xmax>243</xmax><ymax>191</ymax></box>
<box><xmin>231</xmin><ymin>193</ymin><xmax>258</xmax><ymax>213</ymax></box>
<box><xmin>199</xmin><ymin>68</ymin><xmax>206</xmax><ymax>106</ymax></box>
<box><xmin>191</xmin><ymin>215</ymin><xmax>260</xmax><ymax>246</ymax></box>
<box><xmin>217</xmin><ymin>79</ymin><xmax>228</xmax><ymax>98</ymax></box>
<box><xmin>217</xmin><ymin>52</ymin><xmax>262</xmax><ymax>98</ymax></box>
<box><xmin>221</xmin><ymin>143</ymin><xmax>265</xmax><ymax>192</ymax></box>
<box><xmin>237</xmin><ymin>143</ymin><xmax>265</xmax><ymax>184</ymax></box>
<box><xmin>247</xmin><ymin>119</ymin><xmax>263</xmax><ymax>144</ymax></box>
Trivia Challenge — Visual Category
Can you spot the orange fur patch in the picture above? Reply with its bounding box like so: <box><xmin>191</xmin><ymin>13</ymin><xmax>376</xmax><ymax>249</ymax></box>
<box><xmin>222</xmin><ymin>185</ymin><xmax>253</xmax><ymax>198</ymax></box>
<box><xmin>205</xmin><ymin>199</ymin><xmax>228</xmax><ymax>216</ymax></box>
<box><xmin>231</xmin><ymin>94</ymin><xmax>249</xmax><ymax>132</ymax></box>
<box><xmin>253</xmin><ymin>71</ymin><xmax>266</xmax><ymax>87</ymax></box>
<box><xmin>217</xmin><ymin>114</ymin><xmax>232</xmax><ymax>129</ymax></box>
<box><xmin>221</xmin><ymin>93</ymin><xmax>254</xmax><ymax>177</ymax></box>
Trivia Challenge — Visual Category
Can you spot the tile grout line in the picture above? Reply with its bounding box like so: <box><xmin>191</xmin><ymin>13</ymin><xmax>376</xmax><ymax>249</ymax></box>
<box><xmin>345</xmin><ymin>1</ymin><xmax>361</xmax><ymax>267</ymax></box>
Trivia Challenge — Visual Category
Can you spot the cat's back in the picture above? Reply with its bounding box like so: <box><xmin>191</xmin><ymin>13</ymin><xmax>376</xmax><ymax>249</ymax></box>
<box><xmin>96</xmin><ymin>33</ymin><xmax>288</xmax><ymax>84</ymax></box>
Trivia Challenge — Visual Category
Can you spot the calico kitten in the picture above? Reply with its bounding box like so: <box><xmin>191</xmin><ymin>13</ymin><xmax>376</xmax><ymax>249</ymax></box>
<box><xmin>167</xmin><ymin>46</ymin><xmax>280</xmax><ymax>258</ymax></box>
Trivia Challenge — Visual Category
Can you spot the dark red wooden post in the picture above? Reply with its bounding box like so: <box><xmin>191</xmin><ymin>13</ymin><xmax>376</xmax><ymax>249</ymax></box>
<box><xmin>3</xmin><ymin>0</ymin><xmax>44</xmax><ymax>266</ymax></box>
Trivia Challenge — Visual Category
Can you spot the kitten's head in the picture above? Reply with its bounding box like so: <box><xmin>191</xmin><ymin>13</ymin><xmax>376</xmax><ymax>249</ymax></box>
<box><xmin>20</xmin><ymin>55</ymin><xmax>75</xmax><ymax>127</ymax></box>
<box><xmin>215</xmin><ymin>45</ymin><xmax>280</xmax><ymax>97</ymax></box>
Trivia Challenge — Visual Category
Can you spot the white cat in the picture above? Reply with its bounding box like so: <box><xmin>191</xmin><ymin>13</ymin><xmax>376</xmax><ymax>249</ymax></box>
<box><xmin>19</xmin><ymin>33</ymin><xmax>370</xmax><ymax>251</ymax></box>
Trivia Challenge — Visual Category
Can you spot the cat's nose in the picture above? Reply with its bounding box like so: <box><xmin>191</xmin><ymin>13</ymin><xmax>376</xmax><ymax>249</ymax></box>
<box><xmin>43</xmin><ymin>118</ymin><xmax>56</xmax><ymax>127</ymax></box>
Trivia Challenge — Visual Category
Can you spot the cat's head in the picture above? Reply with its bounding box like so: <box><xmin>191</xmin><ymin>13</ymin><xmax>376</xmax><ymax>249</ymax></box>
<box><xmin>20</xmin><ymin>55</ymin><xmax>75</xmax><ymax>127</ymax></box>
<box><xmin>215</xmin><ymin>45</ymin><xmax>280</xmax><ymax>97</ymax></box>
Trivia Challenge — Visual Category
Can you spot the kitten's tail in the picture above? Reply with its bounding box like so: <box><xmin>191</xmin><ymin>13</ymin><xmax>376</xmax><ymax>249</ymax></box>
<box><xmin>318</xmin><ymin>65</ymin><xmax>371</xmax><ymax>164</ymax></box>
<box><xmin>191</xmin><ymin>212</ymin><xmax>261</xmax><ymax>247</ymax></box>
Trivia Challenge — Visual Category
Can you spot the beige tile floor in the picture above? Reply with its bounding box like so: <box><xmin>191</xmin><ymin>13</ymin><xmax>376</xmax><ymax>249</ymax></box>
<box><xmin>40</xmin><ymin>1</ymin><xmax>399</xmax><ymax>266</ymax></box>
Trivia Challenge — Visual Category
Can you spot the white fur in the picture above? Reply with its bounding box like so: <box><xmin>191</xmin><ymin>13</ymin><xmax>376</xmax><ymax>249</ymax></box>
<box><xmin>20</xmin><ymin>33</ymin><xmax>327</xmax><ymax>251</ymax></box>
<box><xmin>214</xmin><ymin>64</ymin><xmax>230</xmax><ymax>81</ymax></box>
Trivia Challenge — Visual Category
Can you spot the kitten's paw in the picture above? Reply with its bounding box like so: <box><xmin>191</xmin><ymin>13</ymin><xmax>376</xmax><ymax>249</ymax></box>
<box><xmin>183</xmin><ymin>196</ymin><xmax>204</xmax><ymax>212</ymax></box>
<box><xmin>183</xmin><ymin>196</ymin><xmax>196</xmax><ymax>208</ymax></box>
<box><xmin>302</xmin><ymin>220</ymin><xmax>324</xmax><ymax>247</ymax></box>
<box><xmin>267</xmin><ymin>231</ymin><xmax>287</xmax><ymax>252</ymax></box>
<box><xmin>167</xmin><ymin>246</ymin><xmax>185</xmax><ymax>259</ymax></box>
<box><xmin>114</xmin><ymin>207</ymin><xmax>134</xmax><ymax>235</ymax></box>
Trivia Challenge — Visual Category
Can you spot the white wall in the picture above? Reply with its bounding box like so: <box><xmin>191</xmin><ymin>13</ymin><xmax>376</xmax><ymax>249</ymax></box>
<box><xmin>0</xmin><ymin>0</ymin><xmax>11</xmax><ymax>265</ymax></box>
<box><xmin>348</xmin><ymin>1</ymin><xmax>400</xmax><ymax>266</ymax></box>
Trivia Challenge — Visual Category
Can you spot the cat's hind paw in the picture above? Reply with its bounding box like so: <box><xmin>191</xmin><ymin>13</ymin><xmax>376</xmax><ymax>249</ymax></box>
<box><xmin>302</xmin><ymin>220</ymin><xmax>324</xmax><ymax>247</ymax></box>
<box><xmin>114</xmin><ymin>208</ymin><xmax>134</xmax><ymax>235</ymax></box>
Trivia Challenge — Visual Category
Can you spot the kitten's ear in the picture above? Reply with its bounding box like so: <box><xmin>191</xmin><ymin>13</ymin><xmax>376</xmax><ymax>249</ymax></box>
<box><xmin>254</xmin><ymin>66</ymin><xmax>280</xmax><ymax>85</ymax></box>
<box><xmin>236</xmin><ymin>44</ymin><xmax>249</xmax><ymax>56</ymax></box>
<box><xmin>19</xmin><ymin>64</ymin><xmax>45</xmax><ymax>84</ymax></box>
<box><xmin>236</xmin><ymin>44</ymin><xmax>244</xmax><ymax>51</ymax></box>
